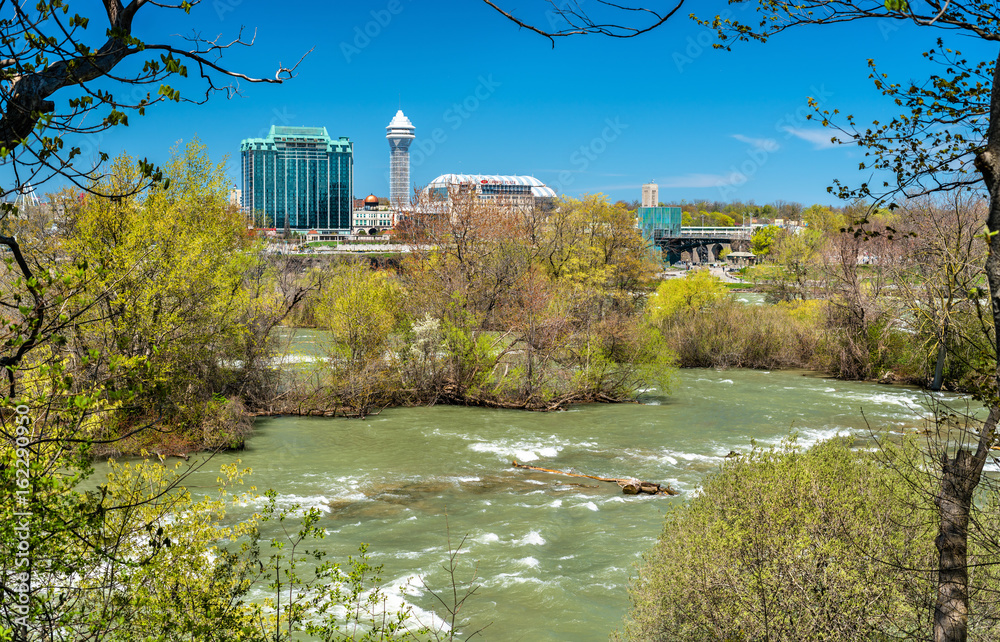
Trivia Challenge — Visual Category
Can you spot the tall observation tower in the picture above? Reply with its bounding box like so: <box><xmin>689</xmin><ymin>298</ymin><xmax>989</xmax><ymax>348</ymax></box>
<box><xmin>386</xmin><ymin>109</ymin><xmax>415</xmax><ymax>207</ymax></box>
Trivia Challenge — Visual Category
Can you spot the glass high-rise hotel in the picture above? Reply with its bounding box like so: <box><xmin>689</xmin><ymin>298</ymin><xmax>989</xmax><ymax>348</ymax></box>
<box><xmin>240</xmin><ymin>126</ymin><xmax>353</xmax><ymax>230</ymax></box>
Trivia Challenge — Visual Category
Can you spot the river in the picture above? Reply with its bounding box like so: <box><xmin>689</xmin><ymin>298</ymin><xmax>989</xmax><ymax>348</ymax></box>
<box><xmin>170</xmin><ymin>345</ymin><xmax>965</xmax><ymax>641</ymax></box>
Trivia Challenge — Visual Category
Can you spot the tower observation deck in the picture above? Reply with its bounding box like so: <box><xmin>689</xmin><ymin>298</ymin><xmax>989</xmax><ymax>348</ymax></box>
<box><xmin>386</xmin><ymin>110</ymin><xmax>415</xmax><ymax>208</ymax></box>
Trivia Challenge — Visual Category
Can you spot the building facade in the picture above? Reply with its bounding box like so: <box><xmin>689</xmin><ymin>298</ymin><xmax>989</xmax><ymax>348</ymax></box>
<box><xmin>637</xmin><ymin>206</ymin><xmax>682</xmax><ymax>243</ymax></box>
<box><xmin>240</xmin><ymin>126</ymin><xmax>353</xmax><ymax>230</ymax></box>
<box><xmin>386</xmin><ymin>110</ymin><xmax>415</xmax><ymax>208</ymax></box>
<box><xmin>353</xmin><ymin>194</ymin><xmax>394</xmax><ymax>232</ymax></box>
<box><xmin>642</xmin><ymin>182</ymin><xmax>658</xmax><ymax>208</ymax></box>
<box><xmin>424</xmin><ymin>174</ymin><xmax>557</xmax><ymax>212</ymax></box>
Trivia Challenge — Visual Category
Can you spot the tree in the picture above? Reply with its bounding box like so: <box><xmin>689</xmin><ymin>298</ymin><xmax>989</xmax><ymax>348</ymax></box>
<box><xmin>750</xmin><ymin>224</ymin><xmax>780</xmax><ymax>256</ymax></box>
<box><xmin>892</xmin><ymin>192</ymin><xmax>992</xmax><ymax>392</ymax></box>
<box><xmin>645</xmin><ymin>269</ymin><xmax>728</xmax><ymax>324</ymax></box>
<box><xmin>0</xmin><ymin>1</ymin><xmax>304</xmax><ymax>197</ymax></box>
<box><xmin>773</xmin><ymin>199</ymin><xmax>804</xmax><ymax>221</ymax></box>
<box><xmin>394</xmin><ymin>190</ymin><xmax>670</xmax><ymax>408</ymax></box>
<box><xmin>310</xmin><ymin>262</ymin><xmax>408</xmax><ymax>415</ymax></box>
<box><xmin>59</xmin><ymin>140</ymin><xmax>285</xmax><ymax>452</ymax></box>
<box><xmin>801</xmin><ymin>204</ymin><xmax>846</xmax><ymax>235</ymax></box>
<box><xmin>0</xmin><ymin>0</ymin><xmax>304</xmax><ymax>394</ymax></box>
<box><xmin>813</xmin><ymin>204</ymin><xmax>907</xmax><ymax>380</ymax></box>
<box><xmin>0</xmin><ymin>6</ymin><xmax>300</xmax><ymax>639</ymax></box>
<box><xmin>770</xmin><ymin>226</ymin><xmax>824</xmax><ymax>301</ymax></box>
<box><xmin>485</xmin><ymin>2</ymin><xmax>1000</xmax><ymax>640</ymax></box>
<box><xmin>704</xmin><ymin>10</ymin><xmax>1000</xmax><ymax>639</ymax></box>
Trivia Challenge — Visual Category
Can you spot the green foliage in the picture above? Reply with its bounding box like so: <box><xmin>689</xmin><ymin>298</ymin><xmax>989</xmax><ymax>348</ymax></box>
<box><xmin>55</xmin><ymin>139</ymin><xmax>277</xmax><ymax>451</ymax></box>
<box><xmin>618</xmin><ymin>437</ymin><xmax>937</xmax><ymax>641</ymax></box>
<box><xmin>750</xmin><ymin>225</ymin><xmax>781</xmax><ymax>256</ymax></box>
<box><xmin>801</xmin><ymin>203</ymin><xmax>846</xmax><ymax>234</ymax></box>
<box><xmin>375</xmin><ymin>192</ymin><xmax>671</xmax><ymax>409</ymax></box>
<box><xmin>656</xmin><ymin>297</ymin><xmax>824</xmax><ymax>369</ymax></box>
<box><xmin>768</xmin><ymin>227</ymin><xmax>825</xmax><ymax>301</ymax></box>
<box><xmin>819</xmin><ymin>296</ymin><xmax>921</xmax><ymax>382</ymax></box>
<box><xmin>646</xmin><ymin>270</ymin><xmax>728</xmax><ymax>324</ymax></box>
<box><xmin>538</xmin><ymin>193</ymin><xmax>657</xmax><ymax>292</ymax></box>
<box><xmin>681</xmin><ymin>210</ymin><xmax>735</xmax><ymax>227</ymax></box>
<box><xmin>884</xmin><ymin>0</ymin><xmax>910</xmax><ymax>13</ymax></box>
<box><xmin>316</xmin><ymin>263</ymin><xmax>406</xmax><ymax>366</ymax></box>
<box><xmin>0</xmin><ymin>455</ymin><xmax>444</xmax><ymax>640</ymax></box>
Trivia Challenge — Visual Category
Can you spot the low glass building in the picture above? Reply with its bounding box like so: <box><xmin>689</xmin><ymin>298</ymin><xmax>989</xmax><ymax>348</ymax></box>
<box><xmin>637</xmin><ymin>206</ymin><xmax>682</xmax><ymax>244</ymax></box>
<box><xmin>240</xmin><ymin>126</ymin><xmax>353</xmax><ymax>230</ymax></box>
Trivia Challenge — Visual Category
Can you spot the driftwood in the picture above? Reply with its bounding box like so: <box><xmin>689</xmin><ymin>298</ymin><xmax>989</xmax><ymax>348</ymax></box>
<box><xmin>511</xmin><ymin>461</ymin><xmax>679</xmax><ymax>496</ymax></box>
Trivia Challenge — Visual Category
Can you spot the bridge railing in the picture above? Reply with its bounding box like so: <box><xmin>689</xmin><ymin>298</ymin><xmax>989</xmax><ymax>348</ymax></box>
<box><xmin>673</xmin><ymin>226</ymin><xmax>761</xmax><ymax>239</ymax></box>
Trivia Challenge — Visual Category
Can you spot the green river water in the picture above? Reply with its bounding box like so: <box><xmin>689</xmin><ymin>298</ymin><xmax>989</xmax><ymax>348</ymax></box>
<box><xmin>149</xmin><ymin>326</ymin><xmax>977</xmax><ymax>641</ymax></box>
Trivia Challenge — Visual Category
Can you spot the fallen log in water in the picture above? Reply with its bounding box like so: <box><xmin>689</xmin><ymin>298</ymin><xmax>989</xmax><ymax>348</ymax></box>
<box><xmin>511</xmin><ymin>461</ymin><xmax>679</xmax><ymax>496</ymax></box>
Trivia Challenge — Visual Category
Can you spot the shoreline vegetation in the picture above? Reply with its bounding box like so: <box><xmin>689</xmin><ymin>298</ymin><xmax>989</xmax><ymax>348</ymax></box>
<box><xmin>6</xmin><ymin>145</ymin><xmax>991</xmax><ymax>460</ymax></box>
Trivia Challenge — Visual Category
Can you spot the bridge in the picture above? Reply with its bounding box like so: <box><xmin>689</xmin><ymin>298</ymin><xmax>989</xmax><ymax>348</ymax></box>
<box><xmin>652</xmin><ymin>225</ymin><xmax>762</xmax><ymax>264</ymax></box>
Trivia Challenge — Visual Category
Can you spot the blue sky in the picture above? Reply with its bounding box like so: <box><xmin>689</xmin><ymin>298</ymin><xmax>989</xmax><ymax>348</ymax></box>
<box><xmin>54</xmin><ymin>1</ymin><xmax>998</xmax><ymax>208</ymax></box>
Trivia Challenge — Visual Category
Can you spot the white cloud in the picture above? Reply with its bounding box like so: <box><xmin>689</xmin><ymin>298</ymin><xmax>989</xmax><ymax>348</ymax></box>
<box><xmin>659</xmin><ymin>173</ymin><xmax>747</xmax><ymax>188</ymax></box>
<box><xmin>732</xmin><ymin>134</ymin><xmax>780</xmax><ymax>152</ymax></box>
<box><xmin>782</xmin><ymin>127</ymin><xmax>840</xmax><ymax>150</ymax></box>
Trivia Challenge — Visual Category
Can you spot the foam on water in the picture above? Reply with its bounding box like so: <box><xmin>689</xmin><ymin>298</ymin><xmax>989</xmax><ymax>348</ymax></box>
<box><xmin>271</xmin><ymin>354</ymin><xmax>321</xmax><ymax>365</ymax></box>
<box><xmin>239</xmin><ymin>493</ymin><xmax>333</xmax><ymax>514</ymax></box>
<box><xmin>514</xmin><ymin>530</ymin><xmax>546</xmax><ymax>546</ymax></box>
<box><xmin>517</xmin><ymin>557</ymin><xmax>540</xmax><ymax>568</ymax></box>
<box><xmin>488</xmin><ymin>572</ymin><xmax>546</xmax><ymax>588</ymax></box>
<box><xmin>473</xmin><ymin>532</ymin><xmax>500</xmax><ymax>545</ymax></box>
<box><xmin>469</xmin><ymin>440</ymin><xmax>562</xmax><ymax>462</ymax></box>
<box><xmin>624</xmin><ymin>447</ymin><xmax>722</xmax><ymax>467</ymax></box>
<box><xmin>379</xmin><ymin>574</ymin><xmax>451</xmax><ymax>634</ymax></box>
<box><xmin>760</xmin><ymin>427</ymin><xmax>852</xmax><ymax>449</ymax></box>
<box><xmin>838</xmin><ymin>389</ymin><xmax>925</xmax><ymax>410</ymax></box>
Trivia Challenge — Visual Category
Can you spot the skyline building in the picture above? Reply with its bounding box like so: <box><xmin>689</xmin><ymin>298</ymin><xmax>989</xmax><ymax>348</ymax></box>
<box><xmin>386</xmin><ymin>110</ymin><xmax>415</xmax><ymax>207</ymax></box>
<box><xmin>240</xmin><ymin>126</ymin><xmax>353</xmax><ymax>230</ymax></box>
<box><xmin>642</xmin><ymin>182</ymin><xmax>658</xmax><ymax>208</ymax></box>
<box><xmin>424</xmin><ymin>174</ymin><xmax>557</xmax><ymax>213</ymax></box>
<box><xmin>353</xmin><ymin>194</ymin><xmax>393</xmax><ymax>232</ymax></box>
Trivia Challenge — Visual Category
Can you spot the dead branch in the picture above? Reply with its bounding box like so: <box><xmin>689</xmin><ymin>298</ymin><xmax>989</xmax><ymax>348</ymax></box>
<box><xmin>511</xmin><ymin>460</ymin><xmax>679</xmax><ymax>495</ymax></box>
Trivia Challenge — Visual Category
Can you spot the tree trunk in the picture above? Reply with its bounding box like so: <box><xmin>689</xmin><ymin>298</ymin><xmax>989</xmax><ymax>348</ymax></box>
<box><xmin>933</xmin><ymin>46</ymin><xmax>1000</xmax><ymax>642</ymax></box>
<box><xmin>934</xmin><ymin>449</ymin><xmax>978</xmax><ymax>642</ymax></box>
<box><xmin>931</xmin><ymin>325</ymin><xmax>947</xmax><ymax>391</ymax></box>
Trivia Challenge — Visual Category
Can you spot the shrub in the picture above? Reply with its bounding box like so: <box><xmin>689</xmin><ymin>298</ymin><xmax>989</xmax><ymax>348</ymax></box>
<box><xmin>655</xmin><ymin>298</ymin><xmax>823</xmax><ymax>369</ymax></box>
<box><xmin>617</xmin><ymin>438</ymin><xmax>938</xmax><ymax>641</ymax></box>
